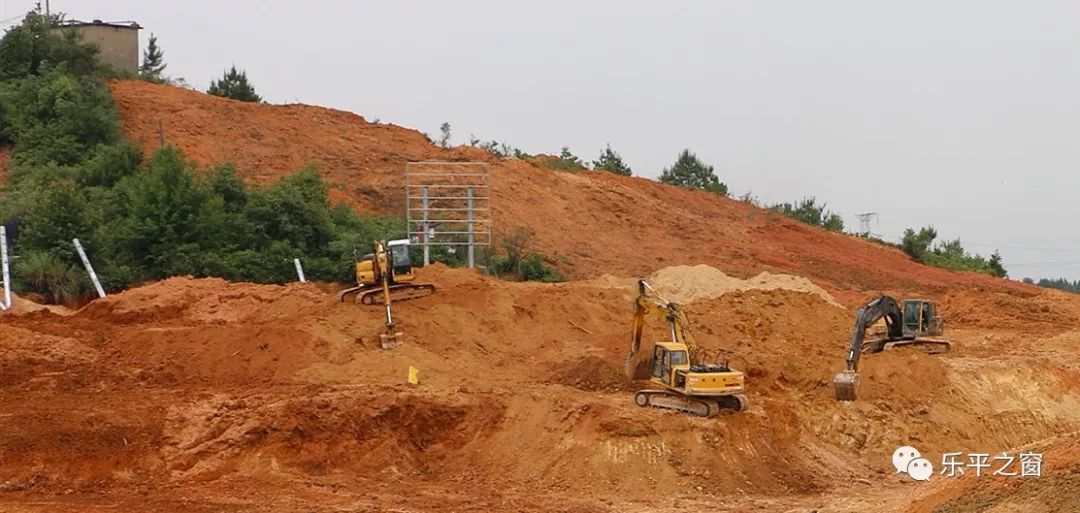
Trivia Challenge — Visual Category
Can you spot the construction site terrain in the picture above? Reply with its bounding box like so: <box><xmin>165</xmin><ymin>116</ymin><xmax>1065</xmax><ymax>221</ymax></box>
<box><xmin>1</xmin><ymin>81</ymin><xmax>1079</xmax><ymax>512</ymax></box>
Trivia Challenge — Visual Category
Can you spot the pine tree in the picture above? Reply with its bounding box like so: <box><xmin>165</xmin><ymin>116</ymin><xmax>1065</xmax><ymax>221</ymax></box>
<box><xmin>659</xmin><ymin>149</ymin><xmax>727</xmax><ymax>195</ymax></box>
<box><xmin>988</xmin><ymin>250</ymin><xmax>1007</xmax><ymax>278</ymax></box>
<box><xmin>139</xmin><ymin>33</ymin><xmax>167</xmax><ymax>83</ymax></box>
<box><xmin>208</xmin><ymin>65</ymin><xmax>262</xmax><ymax>103</ymax></box>
<box><xmin>591</xmin><ymin>144</ymin><xmax>632</xmax><ymax>176</ymax></box>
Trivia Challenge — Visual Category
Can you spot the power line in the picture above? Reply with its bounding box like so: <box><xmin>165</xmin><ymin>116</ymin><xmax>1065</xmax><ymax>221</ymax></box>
<box><xmin>1005</xmin><ymin>260</ymin><xmax>1080</xmax><ymax>267</ymax></box>
<box><xmin>963</xmin><ymin>242</ymin><xmax>1080</xmax><ymax>253</ymax></box>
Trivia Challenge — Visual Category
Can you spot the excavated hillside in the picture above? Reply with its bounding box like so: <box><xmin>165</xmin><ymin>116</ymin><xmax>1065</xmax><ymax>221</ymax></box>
<box><xmin>109</xmin><ymin>80</ymin><xmax>1034</xmax><ymax>298</ymax></box>
<box><xmin>2</xmin><ymin>81</ymin><xmax>1077</xmax><ymax>512</ymax></box>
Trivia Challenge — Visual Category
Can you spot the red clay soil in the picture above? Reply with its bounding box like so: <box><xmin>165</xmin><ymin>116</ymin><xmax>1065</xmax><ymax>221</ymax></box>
<box><xmin>109</xmin><ymin>80</ymin><xmax>1036</xmax><ymax>298</ymax></box>
<box><xmin>3</xmin><ymin>265</ymin><xmax>1080</xmax><ymax>512</ymax></box>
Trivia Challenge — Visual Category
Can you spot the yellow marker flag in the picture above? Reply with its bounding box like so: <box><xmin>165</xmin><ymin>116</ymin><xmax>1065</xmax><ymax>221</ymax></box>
<box><xmin>407</xmin><ymin>366</ymin><xmax>420</xmax><ymax>385</ymax></box>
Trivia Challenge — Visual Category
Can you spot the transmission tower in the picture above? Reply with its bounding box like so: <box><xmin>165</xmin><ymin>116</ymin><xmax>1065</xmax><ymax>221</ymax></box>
<box><xmin>857</xmin><ymin>212</ymin><xmax>879</xmax><ymax>237</ymax></box>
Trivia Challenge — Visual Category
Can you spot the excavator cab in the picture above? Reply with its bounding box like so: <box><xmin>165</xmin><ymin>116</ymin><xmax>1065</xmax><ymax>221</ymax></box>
<box><xmin>902</xmin><ymin>299</ymin><xmax>943</xmax><ymax>337</ymax></box>
<box><xmin>386</xmin><ymin>239</ymin><xmax>415</xmax><ymax>280</ymax></box>
<box><xmin>650</xmin><ymin>343</ymin><xmax>688</xmax><ymax>386</ymax></box>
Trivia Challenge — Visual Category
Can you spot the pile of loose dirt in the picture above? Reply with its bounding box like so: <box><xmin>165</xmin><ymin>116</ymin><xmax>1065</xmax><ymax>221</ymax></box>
<box><xmin>549</xmin><ymin>355</ymin><xmax>631</xmax><ymax>391</ymax></box>
<box><xmin>77</xmin><ymin>276</ymin><xmax>325</xmax><ymax>324</ymax></box>
<box><xmin>646</xmin><ymin>264</ymin><xmax>842</xmax><ymax>307</ymax></box>
<box><xmin>0</xmin><ymin>293</ymin><xmax>72</xmax><ymax>316</ymax></box>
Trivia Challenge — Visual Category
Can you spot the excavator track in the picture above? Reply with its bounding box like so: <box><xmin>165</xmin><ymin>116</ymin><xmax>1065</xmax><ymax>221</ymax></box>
<box><xmin>881</xmin><ymin>337</ymin><xmax>951</xmax><ymax>354</ymax></box>
<box><xmin>337</xmin><ymin>284</ymin><xmax>437</xmax><ymax>304</ymax></box>
<box><xmin>359</xmin><ymin>284</ymin><xmax>436</xmax><ymax>304</ymax></box>
<box><xmin>634</xmin><ymin>390</ymin><xmax>747</xmax><ymax>418</ymax></box>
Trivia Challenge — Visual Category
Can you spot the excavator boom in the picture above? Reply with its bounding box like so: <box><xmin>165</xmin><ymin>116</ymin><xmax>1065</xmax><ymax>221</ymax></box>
<box><xmin>833</xmin><ymin>295</ymin><xmax>902</xmax><ymax>401</ymax></box>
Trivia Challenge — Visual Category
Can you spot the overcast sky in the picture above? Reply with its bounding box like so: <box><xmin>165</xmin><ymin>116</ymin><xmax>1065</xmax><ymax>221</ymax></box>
<box><xmin>4</xmin><ymin>1</ymin><xmax>1080</xmax><ymax>280</ymax></box>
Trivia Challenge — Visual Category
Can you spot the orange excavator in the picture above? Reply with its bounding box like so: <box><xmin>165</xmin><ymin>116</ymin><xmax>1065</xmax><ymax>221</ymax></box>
<box><xmin>337</xmin><ymin>239</ymin><xmax>436</xmax><ymax>349</ymax></box>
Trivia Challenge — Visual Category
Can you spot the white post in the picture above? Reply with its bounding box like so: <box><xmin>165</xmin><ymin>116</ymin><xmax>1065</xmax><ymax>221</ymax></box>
<box><xmin>294</xmin><ymin>258</ymin><xmax>306</xmax><ymax>282</ymax></box>
<box><xmin>73</xmin><ymin>238</ymin><xmax>106</xmax><ymax>298</ymax></box>
<box><xmin>1</xmin><ymin>226</ymin><xmax>10</xmax><ymax>310</ymax></box>
<box><xmin>422</xmin><ymin>185</ymin><xmax>430</xmax><ymax>266</ymax></box>
<box><xmin>467</xmin><ymin>186</ymin><xmax>475</xmax><ymax>268</ymax></box>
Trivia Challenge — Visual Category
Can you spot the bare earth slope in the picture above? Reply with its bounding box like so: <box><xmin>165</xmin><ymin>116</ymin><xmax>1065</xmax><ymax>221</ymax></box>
<box><xmin>110</xmin><ymin>80</ymin><xmax>1033</xmax><ymax>297</ymax></box>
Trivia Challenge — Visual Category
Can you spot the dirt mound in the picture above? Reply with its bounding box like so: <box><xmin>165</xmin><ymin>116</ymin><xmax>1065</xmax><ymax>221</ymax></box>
<box><xmin>647</xmin><ymin>264</ymin><xmax>842</xmax><ymax>307</ymax></box>
<box><xmin>1</xmin><ymin>293</ymin><xmax>72</xmax><ymax>316</ymax></box>
<box><xmin>77</xmin><ymin>275</ymin><xmax>325</xmax><ymax>324</ymax></box>
<box><xmin>549</xmin><ymin>355</ymin><xmax>631</xmax><ymax>391</ymax></box>
<box><xmin>109</xmin><ymin>79</ymin><xmax>1039</xmax><ymax>295</ymax></box>
<box><xmin>3</xmin><ymin>272</ymin><xmax>1080</xmax><ymax>512</ymax></box>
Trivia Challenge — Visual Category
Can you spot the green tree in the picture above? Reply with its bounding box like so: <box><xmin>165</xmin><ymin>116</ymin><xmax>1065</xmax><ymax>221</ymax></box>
<box><xmin>659</xmin><ymin>149</ymin><xmax>727</xmax><ymax>196</ymax></box>
<box><xmin>901</xmin><ymin>226</ymin><xmax>938</xmax><ymax>261</ymax></box>
<box><xmin>139</xmin><ymin>33</ymin><xmax>167</xmax><ymax>83</ymax></box>
<box><xmin>77</xmin><ymin>141</ymin><xmax>142</xmax><ymax>188</ymax></box>
<box><xmin>0</xmin><ymin>70</ymin><xmax>120</xmax><ymax>166</ymax></box>
<box><xmin>988</xmin><ymin>250</ymin><xmax>1007</xmax><ymax>278</ymax></box>
<box><xmin>208</xmin><ymin>65</ymin><xmax>261</xmax><ymax>103</ymax></box>
<box><xmin>769</xmin><ymin>197</ymin><xmax>844</xmax><ymax>232</ymax></box>
<box><xmin>20</xmin><ymin>181</ymin><xmax>90</xmax><ymax>262</ymax></box>
<box><xmin>117</xmin><ymin>147</ymin><xmax>217</xmax><ymax>275</ymax></box>
<box><xmin>242</xmin><ymin>167</ymin><xmax>334</xmax><ymax>254</ymax></box>
<box><xmin>439</xmin><ymin>122</ymin><xmax>451</xmax><ymax>148</ymax></box>
<box><xmin>591</xmin><ymin>144</ymin><xmax>632</xmax><ymax>176</ymax></box>
<box><xmin>0</xmin><ymin>11</ymin><xmax>103</xmax><ymax>81</ymax></box>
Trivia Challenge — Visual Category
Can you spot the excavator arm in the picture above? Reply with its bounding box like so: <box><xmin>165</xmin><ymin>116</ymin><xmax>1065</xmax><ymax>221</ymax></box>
<box><xmin>624</xmin><ymin>280</ymin><xmax>699</xmax><ymax>380</ymax></box>
<box><xmin>834</xmin><ymin>294</ymin><xmax>903</xmax><ymax>400</ymax></box>
<box><xmin>374</xmin><ymin>240</ymin><xmax>404</xmax><ymax>349</ymax></box>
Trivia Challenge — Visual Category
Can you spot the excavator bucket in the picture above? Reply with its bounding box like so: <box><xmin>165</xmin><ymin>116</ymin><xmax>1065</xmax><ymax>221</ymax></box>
<box><xmin>833</xmin><ymin>370</ymin><xmax>860</xmax><ymax>401</ymax></box>
<box><xmin>380</xmin><ymin>329</ymin><xmax>404</xmax><ymax>350</ymax></box>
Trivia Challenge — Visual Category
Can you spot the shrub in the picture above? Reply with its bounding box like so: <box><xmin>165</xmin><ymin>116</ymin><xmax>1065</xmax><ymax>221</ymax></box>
<box><xmin>547</xmin><ymin>146</ymin><xmax>586</xmax><ymax>171</ymax></box>
<box><xmin>659</xmin><ymin>149</ymin><xmax>727</xmax><ymax>196</ymax></box>
<box><xmin>900</xmin><ymin>225</ymin><xmax>1006</xmax><ymax>277</ymax></box>
<box><xmin>14</xmin><ymin>250</ymin><xmax>84</xmax><ymax>303</ymax></box>
<box><xmin>769</xmin><ymin>197</ymin><xmax>845</xmax><ymax>232</ymax></box>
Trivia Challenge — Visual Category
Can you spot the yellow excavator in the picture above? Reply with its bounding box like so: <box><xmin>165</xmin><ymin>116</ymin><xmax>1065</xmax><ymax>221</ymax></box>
<box><xmin>336</xmin><ymin>239</ymin><xmax>436</xmax><ymax>349</ymax></box>
<box><xmin>833</xmin><ymin>295</ymin><xmax>951</xmax><ymax>401</ymax></box>
<box><xmin>623</xmin><ymin>279</ymin><xmax>748</xmax><ymax>417</ymax></box>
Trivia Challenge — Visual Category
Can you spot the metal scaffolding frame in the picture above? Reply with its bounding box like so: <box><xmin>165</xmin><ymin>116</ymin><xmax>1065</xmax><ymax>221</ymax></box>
<box><xmin>405</xmin><ymin>162</ymin><xmax>492</xmax><ymax>268</ymax></box>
